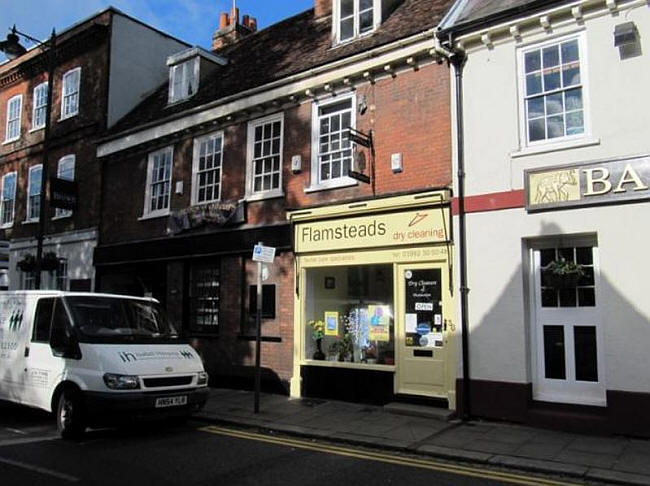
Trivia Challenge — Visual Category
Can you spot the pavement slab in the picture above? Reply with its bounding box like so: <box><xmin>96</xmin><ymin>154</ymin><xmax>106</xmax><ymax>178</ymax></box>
<box><xmin>196</xmin><ymin>388</ymin><xmax>650</xmax><ymax>486</ymax></box>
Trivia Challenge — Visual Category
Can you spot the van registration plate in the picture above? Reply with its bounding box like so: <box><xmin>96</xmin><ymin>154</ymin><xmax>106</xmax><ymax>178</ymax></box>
<box><xmin>155</xmin><ymin>396</ymin><xmax>188</xmax><ymax>408</ymax></box>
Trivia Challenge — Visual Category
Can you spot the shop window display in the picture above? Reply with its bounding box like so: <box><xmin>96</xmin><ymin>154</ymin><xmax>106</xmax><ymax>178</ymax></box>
<box><xmin>304</xmin><ymin>265</ymin><xmax>394</xmax><ymax>365</ymax></box>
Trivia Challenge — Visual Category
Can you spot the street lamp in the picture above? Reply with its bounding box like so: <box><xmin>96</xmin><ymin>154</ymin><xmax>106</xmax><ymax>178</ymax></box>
<box><xmin>0</xmin><ymin>26</ymin><xmax>56</xmax><ymax>289</ymax></box>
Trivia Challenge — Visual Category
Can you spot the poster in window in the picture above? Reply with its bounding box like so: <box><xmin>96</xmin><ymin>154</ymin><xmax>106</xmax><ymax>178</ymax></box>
<box><xmin>367</xmin><ymin>305</ymin><xmax>390</xmax><ymax>342</ymax></box>
<box><xmin>404</xmin><ymin>269</ymin><xmax>442</xmax><ymax>347</ymax></box>
<box><xmin>324</xmin><ymin>311</ymin><xmax>339</xmax><ymax>336</ymax></box>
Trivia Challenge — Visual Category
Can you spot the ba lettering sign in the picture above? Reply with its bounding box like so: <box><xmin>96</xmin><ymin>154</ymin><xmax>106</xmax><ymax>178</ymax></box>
<box><xmin>525</xmin><ymin>154</ymin><xmax>650</xmax><ymax>212</ymax></box>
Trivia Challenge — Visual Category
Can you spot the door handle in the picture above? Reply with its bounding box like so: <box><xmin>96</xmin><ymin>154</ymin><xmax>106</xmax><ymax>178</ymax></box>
<box><xmin>444</xmin><ymin>319</ymin><xmax>456</xmax><ymax>332</ymax></box>
<box><xmin>24</xmin><ymin>346</ymin><xmax>30</xmax><ymax>357</ymax></box>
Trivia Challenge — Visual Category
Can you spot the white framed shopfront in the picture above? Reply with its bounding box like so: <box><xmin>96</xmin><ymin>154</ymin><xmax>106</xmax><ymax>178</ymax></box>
<box><xmin>288</xmin><ymin>191</ymin><xmax>457</xmax><ymax>407</ymax></box>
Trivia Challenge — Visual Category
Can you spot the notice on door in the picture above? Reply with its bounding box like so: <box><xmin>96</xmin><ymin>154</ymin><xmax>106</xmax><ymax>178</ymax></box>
<box><xmin>404</xmin><ymin>269</ymin><xmax>442</xmax><ymax>348</ymax></box>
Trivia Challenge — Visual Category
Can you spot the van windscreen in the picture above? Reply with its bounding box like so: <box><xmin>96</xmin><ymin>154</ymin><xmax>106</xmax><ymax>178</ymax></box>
<box><xmin>65</xmin><ymin>297</ymin><xmax>179</xmax><ymax>342</ymax></box>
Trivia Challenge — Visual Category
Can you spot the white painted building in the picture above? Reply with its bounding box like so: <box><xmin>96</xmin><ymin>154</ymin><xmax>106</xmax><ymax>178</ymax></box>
<box><xmin>441</xmin><ymin>0</ymin><xmax>650</xmax><ymax>435</ymax></box>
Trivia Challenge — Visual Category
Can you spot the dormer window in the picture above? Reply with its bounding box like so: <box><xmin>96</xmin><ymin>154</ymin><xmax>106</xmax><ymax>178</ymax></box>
<box><xmin>336</xmin><ymin>0</ymin><xmax>378</xmax><ymax>43</ymax></box>
<box><xmin>166</xmin><ymin>48</ymin><xmax>227</xmax><ymax>105</ymax></box>
<box><xmin>168</xmin><ymin>58</ymin><xmax>199</xmax><ymax>104</ymax></box>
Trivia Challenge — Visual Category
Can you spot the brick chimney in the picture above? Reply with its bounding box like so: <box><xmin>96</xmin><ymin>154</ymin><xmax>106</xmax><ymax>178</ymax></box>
<box><xmin>314</xmin><ymin>0</ymin><xmax>332</xmax><ymax>18</ymax></box>
<box><xmin>212</xmin><ymin>6</ymin><xmax>257</xmax><ymax>51</ymax></box>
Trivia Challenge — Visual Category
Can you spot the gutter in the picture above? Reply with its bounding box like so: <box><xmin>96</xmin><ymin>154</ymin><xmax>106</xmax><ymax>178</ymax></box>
<box><xmin>97</xmin><ymin>24</ymin><xmax>441</xmax><ymax>153</ymax></box>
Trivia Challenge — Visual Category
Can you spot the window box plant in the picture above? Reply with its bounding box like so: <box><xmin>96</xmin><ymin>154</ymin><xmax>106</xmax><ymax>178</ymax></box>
<box><xmin>17</xmin><ymin>254</ymin><xmax>36</xmax><ymax>272</ymax></box>
<box><xmin>42</xmin><ymin>252</ymin><xmax>60</xmax><ymax>272</ymax></box>
<box><xmin>542</xmin><ymin>257</ymin><xmax>585</xmax><ymax>288</ymax></box>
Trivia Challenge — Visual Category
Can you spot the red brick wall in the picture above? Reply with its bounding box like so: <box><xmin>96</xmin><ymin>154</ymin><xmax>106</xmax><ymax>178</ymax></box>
<box><xmin>0</xmin><ymin>20</ymin><xmax>111</xmax><ymax>242</ymax></box>
<box><xmin>101</xmin><ymin>61</ymin><xmax>451</xmax><ymax>244</ymax></box>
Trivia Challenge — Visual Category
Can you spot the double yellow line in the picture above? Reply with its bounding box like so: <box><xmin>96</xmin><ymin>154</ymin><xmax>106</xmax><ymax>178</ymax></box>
<box><xmin>199</xmin><ymin>425</ymin><xmax>581</xmax><ymax>486</ymax></box>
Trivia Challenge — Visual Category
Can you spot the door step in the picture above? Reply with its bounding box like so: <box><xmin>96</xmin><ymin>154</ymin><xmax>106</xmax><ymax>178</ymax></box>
<box><xmin>384</xmin><ymin>402</ymin><xmax>455</xmax><ymax>421</ymax></box>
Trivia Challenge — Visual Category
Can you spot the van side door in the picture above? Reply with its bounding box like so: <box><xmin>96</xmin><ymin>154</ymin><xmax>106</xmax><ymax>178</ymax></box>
<box><xmin>23</xmin><ymin>298</ymin><xmax>69</xmax><ymax>410</ymax></box>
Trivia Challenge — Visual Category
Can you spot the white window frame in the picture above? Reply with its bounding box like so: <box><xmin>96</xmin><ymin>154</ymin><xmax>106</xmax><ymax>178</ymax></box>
<box><xmin>333</xmin><ymin>0</ymin><xmax>381</xmax><ymax>44</ymax></box>
<box><xmin>517</xmin><ymin>32</ymin><xmax>591</xmax><ymax>149</ymax></box>
<box><xmin>246</xmin><ymin>113</ymin><xmax>284</xmax><ymax>201</ymax></box>
<box><xmin>54</xmin><ymin>154</ymin><xmax>75</xmax><ymax>219</ymax></box>
<box><xmin>5</xmin><ymin>95</ymin><xmax>22</xmax><ymax>143</ymax></box>
<box><xmin>307</xmin><ymin>92</ymin><xmax>358</xmax><ymax>192</ymax></box>
<box><xmin>26</xmin><ymin>164</ymin><xmax>42</xmax><ymax>223</ymax></box>
<box><xmin>0</xmin><ymin>171</ymin><xmax>17</xmax><ymax>228</ymax></box>
<box><xmin>61</xmin><ymin>67</ymin><xmax>81</xmax><ymax>120</ymax></box>
<box><xmin>168</xmin><ymin>57</ymin><xmax>199</xmax><ymax>104</ymax></box>
<box><xmin>32</xmin><ymin>82</ymin><xmax>48</xmax><ymax>131</ymax></box>
<box><xmin>191</xmin><ymin>132</ymin><xmax>224</xmax><ymax>206</ymax></box>
<box><xmin>143</xmin><ymin>146</ymin><xmax>173</xmax><ymax>219</ymax></box>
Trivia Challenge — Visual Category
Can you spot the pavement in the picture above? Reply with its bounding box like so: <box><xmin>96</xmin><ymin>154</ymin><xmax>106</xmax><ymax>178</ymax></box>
<box><xmin>195</xmin><ymin>388</ymin><xmax>650</xmax><ymax>486</ymax></box>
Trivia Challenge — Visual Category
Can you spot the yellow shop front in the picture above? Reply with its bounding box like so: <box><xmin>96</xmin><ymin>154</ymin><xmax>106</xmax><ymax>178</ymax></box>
<box><xmin>288</xmin><ymin>191</ymin><xmax>457</xmax><ymax>408</ymax></box>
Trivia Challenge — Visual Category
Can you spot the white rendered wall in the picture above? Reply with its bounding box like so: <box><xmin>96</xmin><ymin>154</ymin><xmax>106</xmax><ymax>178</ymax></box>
<box><xmin>108</xmin><ymin>14</ymin><xmax>188</xmax><ymax>128</ymax></box>
<box><xmin>453</xmin><ymin>2</ymin><xmax>650</xmax><ymax>393</ymax></box>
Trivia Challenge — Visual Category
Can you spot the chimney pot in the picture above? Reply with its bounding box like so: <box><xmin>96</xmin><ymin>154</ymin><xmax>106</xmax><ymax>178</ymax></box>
<box><xmin>243</xmin><ymin>14</ymin><xmax>250</xmax><ymax>28</ymax></box>
<box><xmin>219</xmin><ymin>12</ymin><xmax>229</xmax><ymax>30</ymax></box>
<box><xmin>230</xmin><ymin>6</ymin><xmax>240</xmax><ymax>26</ymax></box>
<box><xmin>249</xmin><ymin>17</ymin><xmax>257</xmax><ymax>32</ymax></box>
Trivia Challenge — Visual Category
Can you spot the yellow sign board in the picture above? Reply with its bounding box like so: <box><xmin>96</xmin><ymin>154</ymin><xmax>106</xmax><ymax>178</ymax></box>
<box><xmin>295</xmin><ymin>207</ymin><xmax>450</xmax><ymax>253</ymax></box>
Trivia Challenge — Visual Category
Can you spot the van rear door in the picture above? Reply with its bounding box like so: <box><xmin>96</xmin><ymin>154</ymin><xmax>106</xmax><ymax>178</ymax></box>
<box><xmin>0</xmin><ymin>295</ymin><xmax>28</xmax><ymax>402</ymax></box>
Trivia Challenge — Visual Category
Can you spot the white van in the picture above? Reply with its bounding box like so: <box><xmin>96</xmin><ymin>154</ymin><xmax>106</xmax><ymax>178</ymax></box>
<box><xmin>0</xmin><ymin>291</ymin><xmax>209</xmax><ymax>438</ymax></box>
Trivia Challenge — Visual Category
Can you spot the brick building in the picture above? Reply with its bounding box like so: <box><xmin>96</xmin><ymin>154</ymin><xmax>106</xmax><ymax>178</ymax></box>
<box><xmin>0</xmin><ymin>8</ymin><xmax>188</xmax><ymax>290</ymax></box>
<box><xmin>96</xmin><ymin>0</ymin><xmax>457</xmax><ymax>405</ymax></box>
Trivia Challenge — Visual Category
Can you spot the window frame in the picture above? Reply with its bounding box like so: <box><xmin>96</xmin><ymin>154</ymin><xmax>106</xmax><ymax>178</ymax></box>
<box><xmin>1</xmin><ymin>171</ymin><xmax>17</xmax><ymax>228</ymax></box>
<box><xmin>60</xmin><ymin>67</ymin><xmax>81</xmax><ymax>120</ymax></box>
<box><xmin>26</xmin><ymin>164</ymin><xmax>42</xmax><ymax>223</ymax></box>
<box><xmin>191</xmin><ymin>131</ymin><xmax>223</xmax><ymax>206</ymax></box>
<box><xmin>518</xmin><ymin>32</ymin><xmax>591</xmax><ymax>148</ymax></box>
<box><xmin>32</xmin><ymin>82</ymin><xmax>48</xmax><ymax>131</ymax></box>
<box><xmin>143</xmin><ymin>146</ymin><xmax>174</xmax><ymax>219</ymax></box>
<box><xmin>187</xmin><ymin>261</ymin><xmax>221</xmax><ymax>336</ymax></box>
<box><xmin>168</xmin><ymin>57</ymin><xmax>199</xmax><ymax>104</ymax></box>
<box><xmin>54</xmin><ymin>154</ymin><xmax>75</xmax><ymax>219</ymax></box>
<box><xmin>308</xmin><ymin>92</ymin><xmax>358</xmax><ymax>192</ymax></box>
<box><xmin>246</xmin><ymin>113</ymin><xmax>284</xmax><ymax>200</ymax></box>
<box><xmin>5</xmin><ymin>95</ymin><xmax>22</xmax><ymax>143</ymax></box>
<box><xmin>333</xmin><ymin>0</ymin><xmax>380</xmax><ymax>45</ymax></box>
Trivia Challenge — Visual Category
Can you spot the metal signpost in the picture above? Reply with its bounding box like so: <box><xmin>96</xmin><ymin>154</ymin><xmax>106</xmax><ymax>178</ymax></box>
<box><xmin>252</xmin><ymin>242</ymin><xmax>275</xmax><ymax>413</ymax></box>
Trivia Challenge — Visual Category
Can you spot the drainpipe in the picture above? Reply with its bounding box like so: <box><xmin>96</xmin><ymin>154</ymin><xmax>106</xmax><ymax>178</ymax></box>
<box><xmin>434</xmin><ymin>34</ymin><xmax>470</xmax><ymax>421</ymax></box>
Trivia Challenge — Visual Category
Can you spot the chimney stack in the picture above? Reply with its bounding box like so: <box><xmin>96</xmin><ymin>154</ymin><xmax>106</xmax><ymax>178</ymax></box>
<box><xmin>212</xmin><ymin>7</ymin><xmax>257</xmax><ymax>51</ymax></box>
<box><xmin>314</xmin><ymin>0</ymin><xmax>332</xmax><ymax>18</ymax></box>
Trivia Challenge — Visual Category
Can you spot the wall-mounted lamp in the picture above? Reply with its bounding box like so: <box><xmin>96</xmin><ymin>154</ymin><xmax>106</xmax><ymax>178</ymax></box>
<box><xmin>614</xmin><ymin>22</ymin><xmax>641</xmax><ymax>59</ymax></box>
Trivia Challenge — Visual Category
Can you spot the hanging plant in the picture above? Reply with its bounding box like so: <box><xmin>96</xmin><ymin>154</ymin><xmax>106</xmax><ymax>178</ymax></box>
<box><xmin>17</xmin><ymin>254</ymin><xmax>36</xmax><ymax>272</ymax></box>
<box><xmin>42</xmin><ymin>252</ymin><xmax>60</xmax><ymax>272</ymax></box>
<box><xmin>542</xmin><ymin>257</ymin><xmax>585</xmax><ymax>288</ymax></box>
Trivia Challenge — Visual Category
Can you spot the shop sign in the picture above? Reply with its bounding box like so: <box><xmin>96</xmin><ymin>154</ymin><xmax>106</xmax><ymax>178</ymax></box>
<box><xmin>525</xmin><ymin>154</ymin><xmax>650</xmax><ymax>212</ymax></box>
<box><xmin>295</xmin><ymin>207</ymin><xmax>450</xmax><ymax>253</ymax></box>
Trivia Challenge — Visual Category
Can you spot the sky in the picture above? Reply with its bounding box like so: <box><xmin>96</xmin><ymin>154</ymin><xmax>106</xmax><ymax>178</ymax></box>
<box><xmin>1</xmin><ymin>0</ymin><xmax>314</xmax><ymax>62</ymax></box>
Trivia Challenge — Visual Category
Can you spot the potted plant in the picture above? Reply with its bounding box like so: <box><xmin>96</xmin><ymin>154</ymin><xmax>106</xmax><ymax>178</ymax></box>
<box><xmin>542</xmin><ymin>257</ymin><xmax>585</xmax><ymax>288</ymax></box>
<box><xmin>328</xmin><ymin>333</ymin><xmax>354</xmax><ymax>362</ymax></box>
<box><xmin>308</xmin><ymin>320</ymin><xmax>326</xmax><ymax>360</ymax></box>
<box><xmin>17</xmin><ymin>254</ymin><xmax>36</xmax><ymax>272</ymax></box>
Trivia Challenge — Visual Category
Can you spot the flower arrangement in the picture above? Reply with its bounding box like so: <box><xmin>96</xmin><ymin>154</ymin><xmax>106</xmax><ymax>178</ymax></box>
<box><xmin>329</xmin><ymin>333</ymin><xmax>354</xmax><ymax>362</ymax></box>
<box><xmin>308</xmin><ymin>320</ymin><xmax>325</xmax><ymax>340</ymax></box>
<box><xmin>542</xmin><ymin>257</ymin><xmax>585</xmax><ymax>288</ymax></box>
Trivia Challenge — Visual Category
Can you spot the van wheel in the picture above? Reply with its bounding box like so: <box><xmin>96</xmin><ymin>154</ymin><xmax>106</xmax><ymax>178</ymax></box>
<box><xmin>56</xmin><ymin>390</ymin><xmax>86</xmax><ymax>439</ymax></box>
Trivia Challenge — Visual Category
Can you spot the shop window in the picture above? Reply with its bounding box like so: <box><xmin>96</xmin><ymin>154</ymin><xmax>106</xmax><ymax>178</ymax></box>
<box><xmin>188</xmin><ymin>263</ymin><xmax>220</xmax><ymax>334</ymax></box>
<box><xmin>248</xmin><ymin>284</ymin><xmax>276</xmax><ymax>318</ymax></box>
<box><xmin>304</xmin><ymin>264</ymin><xmax>394</xmax><ymax>365</ymax></box>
